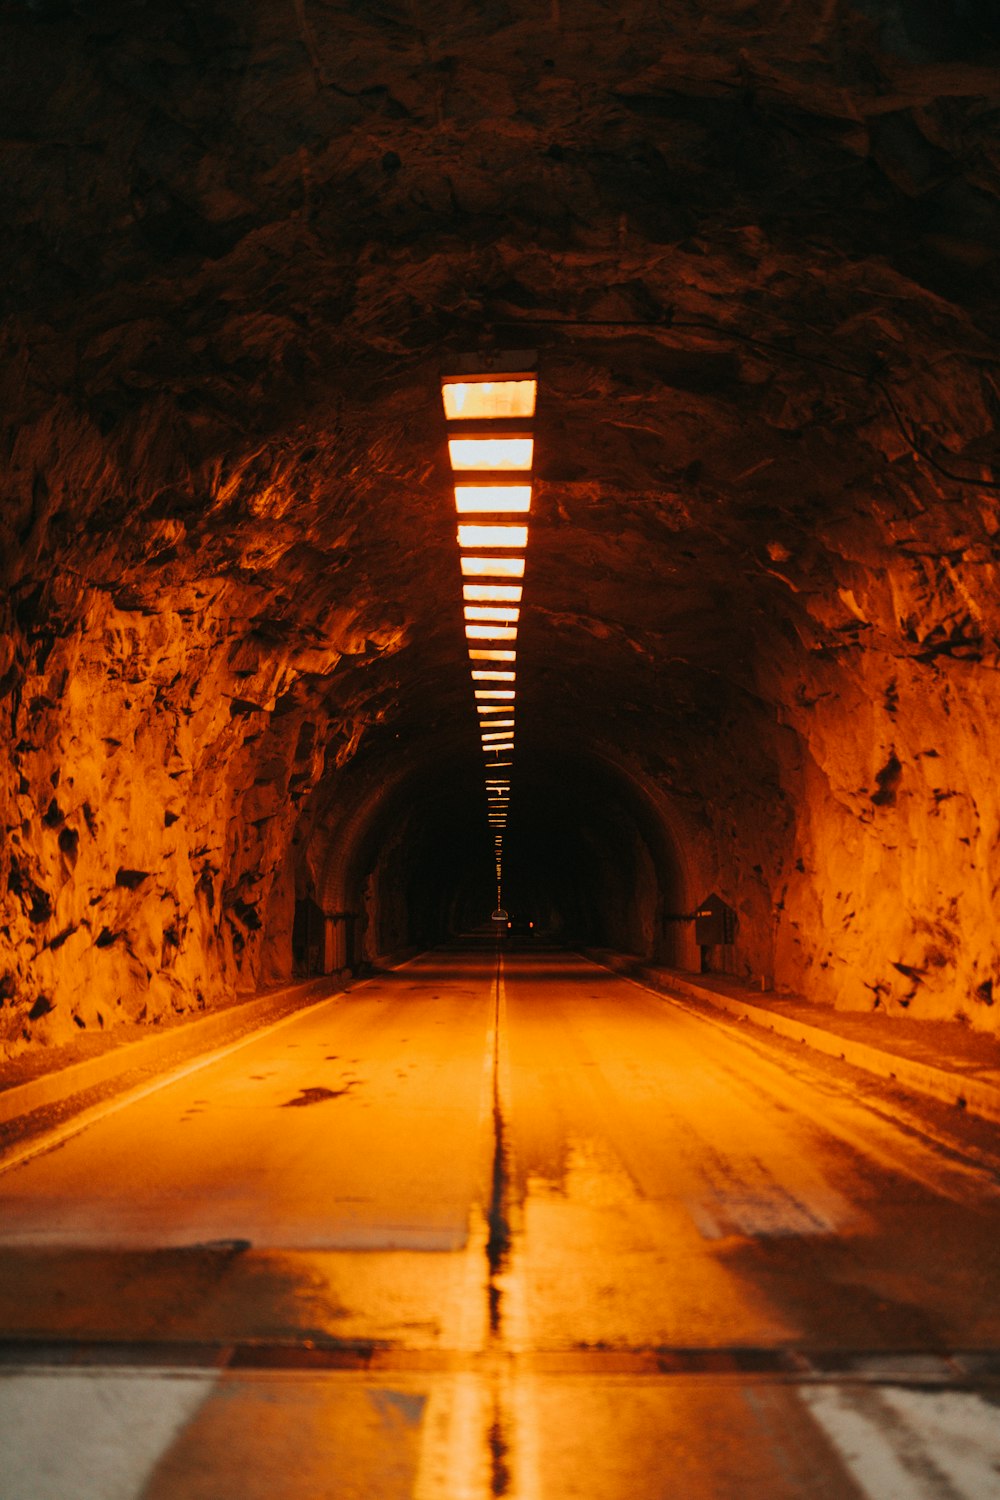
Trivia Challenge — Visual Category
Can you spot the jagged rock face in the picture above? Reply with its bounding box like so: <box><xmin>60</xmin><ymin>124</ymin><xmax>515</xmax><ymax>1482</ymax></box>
<box><xmin>2</xmin><ymin>0</ymin><xmax>1000</xmax><ymax>1053</ymax></box>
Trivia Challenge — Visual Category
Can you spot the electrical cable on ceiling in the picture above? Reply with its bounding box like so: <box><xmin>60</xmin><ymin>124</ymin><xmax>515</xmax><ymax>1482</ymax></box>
<box><xmin>475</xmin><ymin>312</ymin><xmax>1000</xmax><ymax>494</ymax></box>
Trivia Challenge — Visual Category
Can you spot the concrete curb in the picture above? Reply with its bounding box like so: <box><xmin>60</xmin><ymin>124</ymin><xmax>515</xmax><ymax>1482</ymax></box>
<box><xmin>589</xmin><ymin>953</ymin><xmax>1000</xmax><ymax>1129</ymax></box>
<box><xmin>0</xmin><ymin>975</ymin><xmax>339</xmax><ymax>1129</ymax></box>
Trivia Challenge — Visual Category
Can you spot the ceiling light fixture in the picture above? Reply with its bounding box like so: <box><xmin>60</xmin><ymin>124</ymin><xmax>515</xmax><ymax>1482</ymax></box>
<box><xmin>464</xmin><ymin>606</ymin><xmax>520</xmax><ymax>623</ymax></box>
<box><xmin>449</xmin><ymin>437</ymin><xmax>533</xmax><ymax>472</ymax></box>
<box><xmin>462</xmin><ymin>556</ymin><xmax>525</xmax><ymax>579</ymax></box>
<box><xmin>465</xmin><ymin>586</ymin><xmax>522</xmax><ymax>604</ymax></box>
<box><xmin>458</xmin><ymin>524</ymin><xmax>528</xmax><ymax>549</ymax></box>
<box><xmin>442</xmin><ymin>355</ymin><xmax>537</xmax><ymax>895</ymax></box>
<box><xmin>466</xmin><ymin>624</ymin><xmax>517</xmax><ymax>641</ymax></box>
<box><xmin>455</xmin><ymin>485</ymin><xmax>532</xmax><ymax>514</ymax></box>
<box><xmin>441</xmin><ymin>377</ymin><xmax>536</xmax><ymax>422</ymax></box>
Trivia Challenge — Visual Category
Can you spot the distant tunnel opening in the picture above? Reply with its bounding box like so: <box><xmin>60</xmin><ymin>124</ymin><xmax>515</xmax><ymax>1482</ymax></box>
<box><xmin>288</xmin><ymin>749</ymin><xmax>693</xmax><ymax>980</ymax></box>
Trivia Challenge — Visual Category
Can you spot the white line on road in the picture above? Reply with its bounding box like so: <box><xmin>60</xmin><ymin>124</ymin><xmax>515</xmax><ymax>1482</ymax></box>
<box><xmin>0</xmin><ymin>1370</ymin><xmax>217</xmax><ymax>1500</ymax></box>
<box><xmin>802</xmin><ymin>1384</ymin><xmax>1000</xmax><ymax>1499</ymax></box>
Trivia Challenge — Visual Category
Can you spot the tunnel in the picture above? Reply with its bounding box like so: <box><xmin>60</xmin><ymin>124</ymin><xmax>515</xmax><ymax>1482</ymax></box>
<box><xmin>4</xmin><ymin>4</ymin><xmax>1000</xmax><ymax>1494</ymax></box>
<box><xmin>2</xmin><ymin>0</ymin><xmax>1000</xmax><ymax>1055</ymax></box>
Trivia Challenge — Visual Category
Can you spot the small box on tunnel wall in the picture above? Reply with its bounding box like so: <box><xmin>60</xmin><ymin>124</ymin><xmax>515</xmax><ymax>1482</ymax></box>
<box><xmin>695</xmin><ymin>893</ymin><xmax>736</xmax><ymax>947</ymax></box>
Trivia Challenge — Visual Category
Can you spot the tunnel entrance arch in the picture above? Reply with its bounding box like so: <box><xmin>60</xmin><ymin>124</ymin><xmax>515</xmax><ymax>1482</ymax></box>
<box><xmin>291</xmin><ymin>743</ymin><xmax>699</xmax><ymax>976</ymax></box>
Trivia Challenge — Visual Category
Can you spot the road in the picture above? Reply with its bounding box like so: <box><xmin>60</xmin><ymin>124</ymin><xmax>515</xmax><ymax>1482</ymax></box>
<box><xmin>2</xmin><ymin>941</ymin><xmax>1000</xmax><ymax>1498</ymax></box>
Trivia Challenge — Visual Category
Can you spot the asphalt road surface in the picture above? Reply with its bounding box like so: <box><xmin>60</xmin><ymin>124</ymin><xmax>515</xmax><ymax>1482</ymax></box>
<box><xmin>2</xmin><ymin>941</ymin><xmax>1000</xmax><ymax>1498</ymax></box>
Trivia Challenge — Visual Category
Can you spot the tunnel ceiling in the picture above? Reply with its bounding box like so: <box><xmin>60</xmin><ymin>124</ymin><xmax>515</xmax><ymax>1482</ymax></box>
<box><xmin>3</xmin><ymin>0</ymin><xmax>1000</xmax><ymax>1050</ymax></box>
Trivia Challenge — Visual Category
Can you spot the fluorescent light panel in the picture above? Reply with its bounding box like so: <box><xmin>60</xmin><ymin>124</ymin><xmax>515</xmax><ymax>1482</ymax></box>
<box><xmin>464</xmin><ymin>606</ymin><xmax>520</xmax><ymax>623</ymax></box>
<box><xmin>466</xmin><ymin>625</ymin><xmax>517</xmax><ymax>640</ymax></box>
<box><xmin>455</xmin><ymin>485</ymin><xmax>531</xmax><ymax>514</ymax></box>
<box><xmin>462</xmin><ymin>557</ymin><xmax>525</xmax><ymax>579</ymax></box>
<box><xmin>441</xmin><ymin>378</ymin><xmax>536</xmax><ymax>421</ymax></box>
<box><xmin>458</xmin><ymin>524</ymin><xmax>528</xmax><ymax>549</ymax></box>
<box><xmin>475</xmin><ymin>689</ymin><xmax>515</xmax><ymax>699</ymax></box>
<box><xmin>449</xmin><ymin>437</ymin><xmax>533</xmax><ymax>472</ymax></box>
<box><xmin>465</xmin><ymin>586</ymin><xmax>522</xmax><ymax>604</ymax></box>
<box><xmin>469</xmin><ymin>649</ymin><xmax>516</xmax><ymax>663</ymax></box>
<box><xmin>472</xmin><ymin>670</ymin><xmax>515</xmax><ymax>681</ymax></box>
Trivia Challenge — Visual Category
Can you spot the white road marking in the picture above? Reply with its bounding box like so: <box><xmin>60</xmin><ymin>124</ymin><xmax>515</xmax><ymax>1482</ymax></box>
<box><xmin>802</xmin><ymin>1384</ymin><xmax>1000</xmax><ymax>1499</ymax></box>
<box><xmin>0</xmin><ymin>1370</ymin><xmax>216</xmax><ymax>1500</ymax></box>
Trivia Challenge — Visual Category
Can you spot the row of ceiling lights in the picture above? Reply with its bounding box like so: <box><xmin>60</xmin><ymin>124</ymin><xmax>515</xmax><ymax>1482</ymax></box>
<box><xmin>440</xmin><ymin>357</ymin><xmax>538</xmax><ymax>910</ymax></box>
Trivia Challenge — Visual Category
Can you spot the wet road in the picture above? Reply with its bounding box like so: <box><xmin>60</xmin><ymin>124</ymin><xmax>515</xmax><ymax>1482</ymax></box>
<box><xmin>2</xmin><ymin>943</ymin><xmax>1000</xmax><ymax>1498</ymax></box>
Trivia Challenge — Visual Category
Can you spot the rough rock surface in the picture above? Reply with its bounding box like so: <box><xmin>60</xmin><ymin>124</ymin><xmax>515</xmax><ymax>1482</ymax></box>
<box><xmin>2</xmin><ymin>0</ymin><xmax>1000</xmax><ymax>1055</ymax></box>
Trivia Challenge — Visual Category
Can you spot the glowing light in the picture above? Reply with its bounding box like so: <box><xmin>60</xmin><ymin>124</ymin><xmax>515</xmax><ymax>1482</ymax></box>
<box><xmin>484</xmin><ymin>741</ymin><xmax>514</xmax><ymax>751</ymax></box>
<box><xmin>449</xmin><ymin>437</ymin><xmax>533</xmax><ymax>472</ymax></box>
<box><xmin>485</xmin><ymin>759</ymin><xmax>513</xmax><ymax>767</ymax></box>
<box><xmin>469</xmin><ymin>649</ymin><xmax>516</xmax><ymax>663</ymax></box>
<box><xmin>482</xmin><ymin>730</ymin><xmax>513</xmax><ymax>743</ymax></box>
<box><xmin>442</xmin><ymin>379</ymin><xmax>536</xmax><ymax>421</ymax></box>
<box><xmin>465</xmin><ymin>585</ymin><xmax>522</xmax><ymax>605</ymax></box>
<box><xmin>478</xmin><ymin>714</ymin><xmax>515</xmax><ymax>727</ymax></box>
<box><xmin>455</xmin><ymin>485</ymin><xmax>531</xmax><ymax>514</ymax></box>
<box><xmin>466</xmin><ymin>625</ymin><xmax>517</xmax><ymax>641</ymax></box>
<box><xmin>462</xmin><ymin>557</ymin><xmax>525</xmax><ymax>578</ymax></box>
<box><xmin>464</xmin><ymin>606</ymin><xmax>520</xmax><ymax>623</ymax></box>
<box><xmin>475</xmin><ymin>689</ymin><xmax>515</xmax><ymax>700</ymax></box>
<box><xmin>472</xmin><ymin>670</ymin><xmax>516</xmax><ymax>682</ymax></box>
<box><xmin>458</xmin><ymin>525</ymin><xmax>528</xmax><ymax>549</ymax></box>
